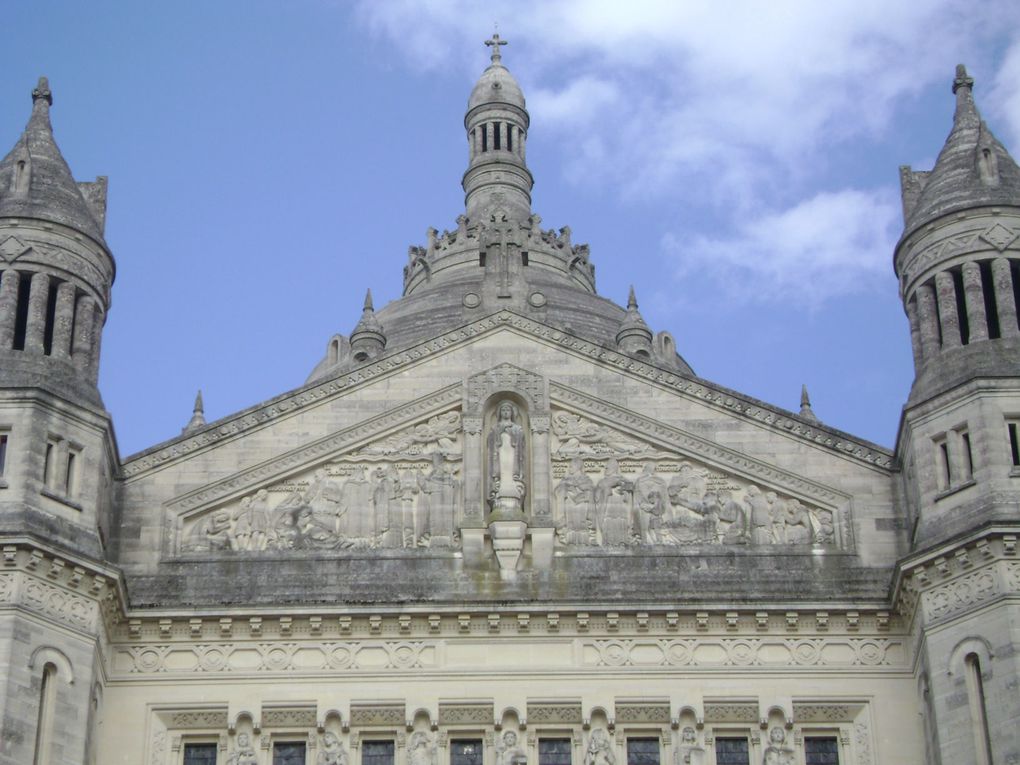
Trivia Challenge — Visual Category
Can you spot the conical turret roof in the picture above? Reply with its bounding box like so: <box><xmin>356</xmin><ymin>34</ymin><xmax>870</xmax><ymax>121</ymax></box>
<box><xmin>0</xmin><ymin>77</ymin><xmax>107</xmax><ymax>244</ymax></box>
<box><xmin>468</xmin><ymin>34</ymin><xmax>526</xmax><ymax>113</ymax></box>
<box><xmin>904</xmin><ymin>65</ymin><xmax>1020</xmax><ymax>235</ymax></box>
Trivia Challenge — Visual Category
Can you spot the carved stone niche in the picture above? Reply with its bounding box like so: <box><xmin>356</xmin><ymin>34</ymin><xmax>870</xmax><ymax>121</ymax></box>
<box><xmin>461</xmin><ymin>364</ymin><xmax>553</xmax><ymax>573</ymax></box>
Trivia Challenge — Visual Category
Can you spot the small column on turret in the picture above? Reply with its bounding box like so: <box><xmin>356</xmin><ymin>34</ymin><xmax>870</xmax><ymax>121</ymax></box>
<box><xmin>0</xmin><ymin>270</ymin><xmax>20</xmax><ymax>350</ymax></box>
<box><xmin>350</xmin><ymin>289</ymin><xmax>387</xmax><ymax>362</ymax></box>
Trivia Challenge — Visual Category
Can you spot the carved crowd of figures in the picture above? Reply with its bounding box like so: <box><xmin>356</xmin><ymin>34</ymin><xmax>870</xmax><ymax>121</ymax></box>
<box><xmin>553</xmin><ymin>459</ymin><xmax>836</xmax><ymax>548</ymax></box>
<box><xmin>184</xmin><ymin>452</ymin><xmax>462</xmax><ymax>553</ymax></box>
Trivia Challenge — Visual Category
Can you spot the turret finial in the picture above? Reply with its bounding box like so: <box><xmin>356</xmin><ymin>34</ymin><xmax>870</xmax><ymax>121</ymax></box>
<box><xmin>182</xmin><ymin>389</ymin><xmax>207</xmax><ymax>434</ymax></box>
<box><xmin>627</xmin><ymin>285</ymin><xmax>638</xmax><ymax>310</ymax></box>
<box><xmin>485</xmin><ymin>32</ymin><xmax>508</xmax><ymax>65</ymax></box>
<box><xmin>363</xmin><ymin>288</ymin><xmax>374</xmax><ymax>312</ymax></box>
<box><xmin>799</xmin><ymin>384</ymin><xmax>819</xmax><ymax>422</ymax></box>
<box><xmin>952</xmin><ymin>64</ymin><xmax>974</xmax><ymax>95</ymax></box>
<box><xmin>32</xmin><ymin>76</ymin><xmax>52</xmax><ymax>106</ymax></box>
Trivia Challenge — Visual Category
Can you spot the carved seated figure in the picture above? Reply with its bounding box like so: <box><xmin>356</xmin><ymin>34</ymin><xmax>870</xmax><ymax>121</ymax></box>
<box><xmin>318</xmin><ymin>732</ymin><xmax>349</xmax><ymax>765</ymax></box>
<box><xmin>227</xmin><ymin>733</ymin><xmax>259</xmax><ymax>765</ymax></box>
<box><xmin>584</xmin><ymin>729</ymin><xmax>616</xmax><ymax>765</ymax></box>
<box><xmin>496</xmin><ymin>731</ymin><xmax>527</xmax><ymax>765</ymax></box>
<box><xmin>675</xmin><ymin>727</ymin><xmax>704</xmax><ymax>765</ymax></box>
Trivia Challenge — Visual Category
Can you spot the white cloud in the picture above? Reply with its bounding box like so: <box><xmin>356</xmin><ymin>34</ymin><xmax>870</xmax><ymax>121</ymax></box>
<box><xmin>664</xmin><ymin>188</ymin><xmax>900</xmax><ymax>309</ymax></box>
<box><xmin>990</xmin><ymin>37</ymin><xmax>1020</xmax><ymax>151</ymax></box>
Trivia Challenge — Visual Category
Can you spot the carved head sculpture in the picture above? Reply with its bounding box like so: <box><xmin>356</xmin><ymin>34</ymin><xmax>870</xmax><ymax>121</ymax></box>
<box><xmin>589</xmin><ymin>730</ymin><xmax>609</xmax><ymax>750</ymax></box>
<box><xmin>431</xmin><ymin>452</ymin><xmax>445</xmax><ymax>471</ymax></box>
<box><xmin>769</xmin><ymin>727</ymin><xmax>786</xmax><ymax>745</ymax></box>
<box><xmin>747</xmin><ymin>484</ymin><xmax>761</xmax><ymax>497</ymax></box>
<box><xmin>323</xmin><ymin>732</ymin><xmax>340</xmax><ymax>749</ymax></box>
<box><xmin>255</xmin><ymin>488</ymin><xmax>269</xmax><ymax>501</ymax></box>
<box><xmin>605</xmin><ymin>458</ymin><xmax>621</xmax><ymax>476</ymax></box>
<box><xmin>642</xmin><ymin>462</ymin><xmax>656</xmax><ymax>476</ymax></box>
<box><xmin>498</xmin><ymin>401</ymin><xmax>517</xmax><ymax>422</ymax></box>
<box><xmin>237</xmin><ymin>732</ymin><xmax>251</xmax><ymax>748</ymax></box>
<box><xmin>503</xmin><ymin>731</ymin><xmax>518</xmax><ymax>748</ymax></box>
<box><xmin>765</xmin><ymin>491</ymin><xmax>777</xmax><ymax>504</ymax></box>
<box><xmin>681</xmin><ymin>727</ymin><xmax>696</xmax><ymax>744</ymax></box>
<box><xmin>570</xmin><ymin>456</ymin><xmax>584</xmax><ymax>474</ymax></box>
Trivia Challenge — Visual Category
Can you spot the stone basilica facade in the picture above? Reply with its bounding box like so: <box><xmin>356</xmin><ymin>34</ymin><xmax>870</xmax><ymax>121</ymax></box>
<box><xmin>0</xmin><ymin>37</ymin><xmax>1019</xmax><ymax>765</ymax></box>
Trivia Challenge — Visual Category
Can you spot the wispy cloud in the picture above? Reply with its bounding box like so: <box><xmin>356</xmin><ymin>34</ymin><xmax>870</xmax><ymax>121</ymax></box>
<box><xmin>354</xmin><ymin>0</ymin><xmax>1018</xmax><ymax>306</ymax></box>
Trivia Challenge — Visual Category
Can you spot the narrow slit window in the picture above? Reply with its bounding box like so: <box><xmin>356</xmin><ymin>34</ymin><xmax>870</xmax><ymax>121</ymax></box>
<box><xmin>965</xmin><ymin>653</ymin><xmax>993</xmax><ymax>765</ymax></box>
<box><xmin>506</xmin><ymin>125</ymin><xmax>513</xmax><ymax>152</ymax></box>
<box><xmin>714</xmin><ymin>738</ymin><xmax>750</xmax><ymax>765</ymax></box>
<box><xmin>979</xmin><ymin>260</ymin><xmax>1001</xmax><ymax>339</ymax></box>
<box><xmin>15</xmin><ymin>160</ymin><xmax>27</xmax><ymax>192</ymax></box>
<box><xmin>42</xmin><ymin>281</ymin><xmax>59</xmax><ymax>356</ymax></box>
<box><xmin>65</xmin><ymin>449</ymin><xmax>78</xmax><ymax>496</ymax></box>
<box><xmin>961</xmin><ymin>431</ymin><xmax>974</xmax><ymax>480</ymax></box>
<box><xmin>1011</xmin><ymin>259</ymin><xmax>1020</xmax><ymax>333</ymax></box>
<box><xmin>43</xmin><ymin>442</ymin><xmax>54</xmax><ymax>488</ymax></box>
<box><xmin>494</xmin><ymin>122</ymin><xmax>502</xmax><ymax>150</ymax></box>
<box><xmin>32</xmin><ymin>663</ymin><xmax>57</xmax><ymax>765</ymax></box>
<box><xmin>482</xmin><ymin>125</ymin><xmax>488</xmax><ymax>152</ymax></box>
<box><xmin>521</xmin><ymin>252</ymin><xmax>529</xmax><ymax>267</ymax></box>
<box><xmin>13</xmin><ymin>272</ymin><xmax>32</xmax><ymax>351</ymax></box>
<box><xmin>0</xmin><ymin>433</ymin><xmax>8</xmax><ymax>477</ymax></box>
<box><xmin>936</xmin><ymin>438</ymin><xmax>951</xmax><ymax>491</ymax></box>
<box><xmin>1008</xmin><ymin>421</ymin><xmax>1020</xmax><ymax>467</ymax></box>
<box><xmin>952</xmin><ymin>268</ymin><xmax>970</xmax><ymax>344</ymax></box>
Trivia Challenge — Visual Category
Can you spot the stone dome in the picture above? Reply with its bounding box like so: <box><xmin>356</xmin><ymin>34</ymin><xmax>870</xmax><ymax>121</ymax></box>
<box><xmin>467</xmin><ymin>37</ymin><xmax>526</xmax><ymax>113</ymax></box>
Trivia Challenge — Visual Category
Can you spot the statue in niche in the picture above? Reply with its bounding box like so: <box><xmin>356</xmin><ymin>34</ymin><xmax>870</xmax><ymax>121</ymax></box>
<box><xmin>762</xmin><ymin>728</ymin><xmax>794</xmax><ymax>765</ymax></box>
<box><xmin>675</xmin><ymin>727</ymin><xmax>704</xmax><ymax>765</ymax></box>
<box><xmin>341</xmin><ymin>465</ymin><xmax>376</xmax><ymax>542</ymax></box>
<box><xmin>555</xmin><ymin>457</ymin><xmax>596</xmax><ymax>544</ymax></box>
<box><xmin>595</xmin><ymin>458</ymin><xmax>634</xmax><ymax>546</ymax></box>
<box><xmin>487</xmin><ymin>400</ymin><xmax>527</xmax><ymax>514</ymax></box>
<box><xmin>633</xmin><ymin>462</ymin><xmax>668</xmax><ymax>543</ymax></box>
<box><xmin>407</xmin><ymin>732</ymin><xmax>436</xmax><ymax>765</ymax></box>
<box><xmin>496</xmin><ymin>731</ymin><xmax>527</xmax><ymax>765</ymax></box>
<box><xmin>746</xmin><ymin>485</ymin><xmax>774</xmax><ymax>545</ymax></box>
<box><xmin>718</xmin><ymin>489</ymin><xmax>748</xmax><ymax>544</ymax></box>
<box><xmin>318</xmin><ymin>732</ymin><xmax>349</xmax><ymax>765</ymax></box>
<box><xmin>418</xmin><ymin>453</ymin><xmax>460</xmax><ymax>547</ymax></box>
<box><xmin>399</xmin><ymin>468</ymin><xmax>423</xmax><ymax>547</ymax></box>
<box><xmin>373</xmin><ymin>465</ymin><xmax>403</xmax><ymax>548</ymax></box>
<box><xmin>227</xmin><ymin>732</ymin><xmax>259</xmax><ymax>765</ymax></box>
<box><xmin>584</xmin><ymin>730</ymin><xmax>616</xmax><ymax>765</ymax></box>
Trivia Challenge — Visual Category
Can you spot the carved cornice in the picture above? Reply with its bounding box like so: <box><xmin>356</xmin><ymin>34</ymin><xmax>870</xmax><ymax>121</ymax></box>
<box><xmin>123</xmin><ymin>311</ymin><xmax>893</xmax><ymax>478</ymax></box>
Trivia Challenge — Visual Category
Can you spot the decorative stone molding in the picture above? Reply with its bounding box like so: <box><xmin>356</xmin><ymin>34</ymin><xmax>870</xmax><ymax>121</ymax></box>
<box><xmin>465</xmin><ymin>363</ymin><xmax>547</xmax><ymax>415</ymax></box>
<box><xmin>526</xmin><ymin>703</ymin><xmax>583</xmax><ymax>724</ymax></box>
<box><xmin>615</xmin><ymin>704</ymin><xmax>671</xmax><ymax>723</ymax></box>
<box><xmin>350</xmin><ymin>704</ymin><xmax>406</xmax><ymax>727</ymax></box>
<box><xmin>124</xmin><ymin>311</ymin><xmax>892</xmax><ymax>478</ymax></box>
<box><xmin>438</xmin><ymin>703</ymin><xmax>494</xmax><ymax>725</ymax></box>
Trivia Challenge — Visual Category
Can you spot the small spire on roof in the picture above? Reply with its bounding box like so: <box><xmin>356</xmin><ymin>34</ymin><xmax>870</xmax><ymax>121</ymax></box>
<box><xmin>627</xmin><ymin>285</ymin><xmax>638</xmax><ymax>310</ymax></box>
<box><xmin>799</xmin><ymin>384</ymin><xmax>819</xmax><ymax>423</ymax></box>
<box><xmin>485</xmin><ymin>32</ymin><xmax>508</xmax><ymax>65</ymax></box>
<box><xmin>363</xmin><ymin>288</ymin><xmax>374</xmax><ymax>312</ymax></box>
<box><xmin>32</xmin><ymin>76</ymin><xmax>52</xmax><ymax>105</ymax></box>
<box><xmin>182</xmin><ymin>389</ymin><xmax>207</xmax><ymax>434</ymax></box>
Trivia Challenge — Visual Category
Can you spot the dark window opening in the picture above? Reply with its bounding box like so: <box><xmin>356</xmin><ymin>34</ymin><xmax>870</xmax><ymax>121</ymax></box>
<box><xmin>804</xmin><ymin>737</ymin><xmax>840</xmax><ymax>765</ymax></box>
<box><xmin>42</xmin><ymin>281</ymin><xmax>58</xmax><ymax>356</ymax></box>
<box><xmin>15</xmin><ymin>160</ymin><xmax>26</xmax><ymax>191</ymax></box>
<box><xmin>539</xmin><ymin>739</ymin><xmax>572</xmax><ymax>765</ymax></box>
<box><xmin>966</xmin><ymin>653</ymin><xmax>994</xmax><ymax>765</ymax></box>
<box><xmin>979</xmin><ymin>260</ymin><xmax>1001</xmax><ymax>339</ymax></box>
<box><xmin>1008</xmin><ymin>422</ymin><xmax>1020</xmax><ymax>466</ymax></box>
<box><xmin>714</xmin><ymin>738</ymin><xmax>750</xmax><ymax>765</ymax></box>
<box><xmin>43</xmin><ymin>442</ymin><xmax>54</xmax><ymax>487</ymax></box>
<box><xmin>452</xmin><ymin>740</ymin><xmax>484</xmax><ymax>765</ymax></box>
<box><xmin>273</xmin><ymin>742</ymin><xmax>307</xmax><ymax>765</ymax></box>
<box><xmin>930</xmin><ymin>279</ymin><xmax>945</xmax><ymax>346</ymax></box>
<box><xmin>952</xmin><ymin>268</ymin><xmax>970</xmax><ymax>344</ymax></box>
<box><xmin>482</xmin><ymin>125</ymin><xmax>488</xmax><ymax>152</ymax></box>
<box><xmin>626</xmin><ymin>738</ymin><xmax>659</xmax><ymax>765</ymax></box>
<box><xmin>0</xmin><ymin>434</ymin><xmax>7</xmax><ymax>476</ymax></box>
<box><xmin>961</xmin><ymin>431</ymin><xmax>974</xmax><ymax>480</ymax></box>
<box><xmin>939</xmin><ymin>440</ymin><xmax>951</xmax><ymax>488</ymax></box>
<box><xmin>1011</xmin><ymin>259</ymin><xmax>1020</xmax><ymax>333</ymax></box>
<box><xmin>65</xmin><ymin>450</ymin><xmax>77</xmax><ymax>495</ymax></box>
<box><xmin>12</xmin><ymin>272</ymin><xmax>31</xmax><ymax>350</ymax></box>
<box><xmin>479</xmin><ymin>252</ymin><xmax>487</xmax><ymax>267</ymax></box>
<box><xmin>494</xmin><ymin>122</ymin><xmax>502</xmax><ymax>150</ymax></box>
<box><xmin>183</xmin><ymin>743</ymin><xmax>218</xmax><ymax>765</ymax></box>
<box><xmin>521</xmin><ymin>252</ymin><xmax>529</xmax><ymax>267</ymax></box>
<box><xmin>506</xmin><ymin>126</ymin><xmax>513</xmax><ymax>152</ymax></box>
<box><xmin>363</xmin><ymin>740</ymin><xmax>396</xmax><ymax>765</ymax></box>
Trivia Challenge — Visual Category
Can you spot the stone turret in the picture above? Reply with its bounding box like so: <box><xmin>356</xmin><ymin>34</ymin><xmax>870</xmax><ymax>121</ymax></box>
<box><xmin>462</xmin><ymin>34</ymin><xmax>533</xmax><ymax>223</ymax></box>
<box><xmin>894</xmin><ymin>67</ymin><xmax>1020</xmax><ymax>765</ymax></box>
<box><xmin>615</xmin><ymin>286</ymin><xmax>653</xmax><ymax>358</ymax></box>
<box><xmin>0</xmin><ymin>77</ymin><xmax>114</xmax><ymax>402</ymax></box>
<box><xmin>0</xmin><ymin>77</ymin><xmax>116</xmax><ymax>558</ymax></box>
<box><xmin>350</xmin><ymin>289</ymin><xmax>386</xmax><ymax>361</ymax></box>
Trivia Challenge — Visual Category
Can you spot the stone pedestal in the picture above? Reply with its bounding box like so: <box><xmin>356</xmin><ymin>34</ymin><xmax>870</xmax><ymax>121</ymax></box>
<box><xmin>488</xmin><ymin>519</ymin><xmax>528</xmax><ymax>571</ymax></box>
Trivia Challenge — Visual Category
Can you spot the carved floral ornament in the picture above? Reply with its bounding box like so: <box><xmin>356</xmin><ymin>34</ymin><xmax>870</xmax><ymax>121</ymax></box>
<box><xmin>174</xmin><ymin>395</ymin><xmax>848</xmax><ymax>556</ymax></box>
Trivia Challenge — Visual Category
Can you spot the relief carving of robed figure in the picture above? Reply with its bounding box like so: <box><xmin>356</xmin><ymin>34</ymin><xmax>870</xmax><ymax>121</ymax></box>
<box><xmin>487</xmin><ymin>400</ymin><xmax>527</xmax><ymax>515</ymax></box>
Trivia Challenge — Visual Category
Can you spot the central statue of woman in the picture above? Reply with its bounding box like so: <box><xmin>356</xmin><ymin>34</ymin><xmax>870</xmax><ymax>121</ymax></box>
<box><xmin>487</xmin><ymin>400</ymin><xmax>527</xmax><ymax>513</ymax></box>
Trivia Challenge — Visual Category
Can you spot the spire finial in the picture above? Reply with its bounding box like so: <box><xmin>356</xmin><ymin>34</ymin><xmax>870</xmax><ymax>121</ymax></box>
<box><xmin>485</xmin><ymin>32</ymin><xmax>508</xmax><ymax>65</ymax></box>
<box><xmin>627</xmin><ymin>285</ymin><xmax>638</xmax><ymax>310</ymax></box>
<box><xmin>32</xmin><ymin>76</ymin><xmax>52</xmax><ymax>106</ymax></box>
<box><xmin>952</xmin><ymin>64</ymin><xmax>974</xmax><ymax>95</ymax></box>
<box><xmin>799</xmin><ymin>384</ymin><xmax>819</xmax><ymax>422</ymax></box>
<box><xmin>182</xmin><ymin>389</ymin><xmax>207</xmax><ymax>433</ymax></box>
<box><xmin>363</xmin><ymin>288</ymin><xmax>374</xmax><ymax>312</ymax></box>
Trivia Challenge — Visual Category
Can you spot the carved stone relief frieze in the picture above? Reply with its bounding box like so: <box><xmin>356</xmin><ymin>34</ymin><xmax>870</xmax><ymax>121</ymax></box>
<box><xmin>178</xmin><ymin>410</ymin><xmax>463</xmax><ymax>554</ymax></box>
<box><xmin>438</xmin><ymin>703</ymin><xmax>493</xmax><ymax>725</ymax></box>
<box><xmin>549</xmin><ymin>410</ymin><xmax>840</xmax><ymax>549</ymax></box>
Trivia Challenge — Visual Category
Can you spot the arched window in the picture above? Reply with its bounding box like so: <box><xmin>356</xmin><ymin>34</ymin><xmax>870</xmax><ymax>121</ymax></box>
<box><xmin>965</xmin><ymin>653</ymin><xmax>993</xmax><ymax>765</ymax></box>
<box><xmin>33</xmin><ymin>662</ymin><xmax>57</xmax><ymax>765</ymax></box>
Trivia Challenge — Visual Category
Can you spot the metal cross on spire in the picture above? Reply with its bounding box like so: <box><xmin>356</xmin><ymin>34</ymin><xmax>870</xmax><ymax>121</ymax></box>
<box><xmin>485</xmin><ymin>32</ymin><xmax>507</xmax><ymax>65</ymax></box>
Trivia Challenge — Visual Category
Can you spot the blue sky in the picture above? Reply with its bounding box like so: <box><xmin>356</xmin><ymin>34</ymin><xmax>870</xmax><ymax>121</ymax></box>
<box><xmin>2</xmin><ymin>1</ymin><xmax>1019</xmax><ymax>457</ymax></box>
